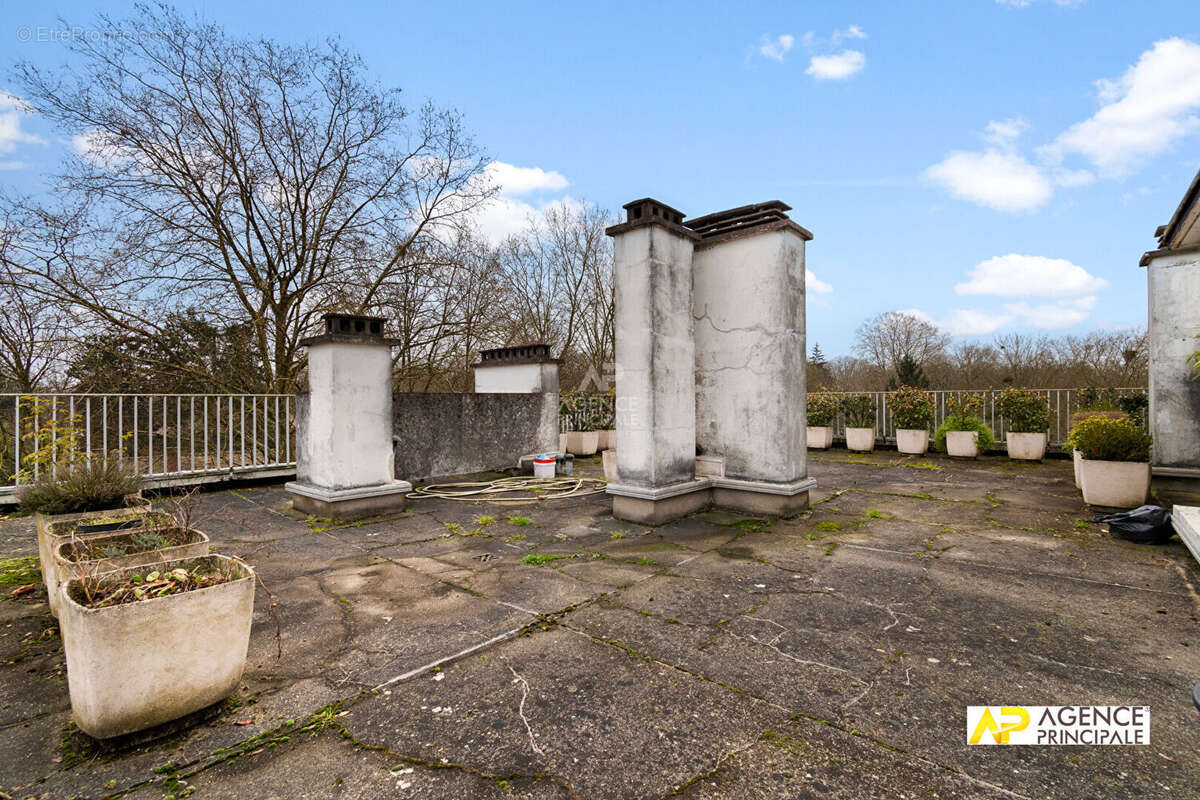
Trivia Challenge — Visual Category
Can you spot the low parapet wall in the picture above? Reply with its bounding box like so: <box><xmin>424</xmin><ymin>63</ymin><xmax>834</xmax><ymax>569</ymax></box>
<box><xmin>392</xmin><ymin>392</ymin><xmax>559</xmax><ymax>481</ymax></box>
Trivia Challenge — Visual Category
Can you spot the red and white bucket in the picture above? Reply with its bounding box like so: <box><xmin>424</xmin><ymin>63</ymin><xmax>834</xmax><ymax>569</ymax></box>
<box><xmin>533</xmin><ymin>454</ymin><xmax>556</xmax><ymax>478</ymax></box>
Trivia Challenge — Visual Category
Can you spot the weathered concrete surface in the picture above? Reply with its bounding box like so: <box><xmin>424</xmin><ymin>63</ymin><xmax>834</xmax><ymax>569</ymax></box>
<box><xmin>2</xmin><ymin>452</ymin><xmax>1199</xmax><ymax>798</ymax></box>
<box><xmin>1145</xmin><ymin>250</ymin><xmax>1200</xmax><ymax>474</ymax></box>
<box><xmin>392</xmin><ymin>393</ymin><xmax>559</xmax><ymax>480</ymax></box>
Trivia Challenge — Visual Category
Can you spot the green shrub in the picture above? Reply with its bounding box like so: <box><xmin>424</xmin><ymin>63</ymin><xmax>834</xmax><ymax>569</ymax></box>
<box><xmin>888</xmin><ymin>386</ymin><xmax>934</xmax><ymax>430</ymax></box>
<box><xmin>946</xmin><ymin>393</ymin><xmax>985</xmax><ymax>419</ymax></box>
<box><xmin>839</xmin><ymin>394</ymin><xmax>876</xmax><ymax>428</ymax></box>
<box><xmin>934</xmin><ymin>417</ymin><xmax>995</xmax><ymax>453</ymax></box>
<box><xmin>1068</xmin><ymin>416</ymin><xmax>1151</xmax><ymax>462</ymax></box>
<box><xmin>995</xmin><ymin>387</ymin><xmax>1050</xmax><ymax>433</ymax></box>
<box><xmin>18</xmin><ymin>459</ymin><xmax>140</xmax><ymax>515</ymax></box>
<box><xmin>807</xmin><ymin>393</ymin><xmax>839</xmax><ymax>427</ymax></box>
<box><xmin>1116</xmin><ymin>390</ymin><xmax>1148</xmax><ymax>423</ymax></box>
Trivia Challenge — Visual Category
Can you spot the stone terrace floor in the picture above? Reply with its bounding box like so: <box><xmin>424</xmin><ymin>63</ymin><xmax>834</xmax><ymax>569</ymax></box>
<box><xmin>2</xmin><ymin>452</ymin><xmax>1200</xmax><ymax>799</ymax></box>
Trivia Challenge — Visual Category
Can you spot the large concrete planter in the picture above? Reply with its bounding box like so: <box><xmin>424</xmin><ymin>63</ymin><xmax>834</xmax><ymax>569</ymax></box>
<box><xmin>566</xmin><ymin>431</ymin><xmax>600</xmax><ymax>456</ymax></box>
<box><xmin>52</xmin><ymin>528</ymin><xmax>210</xmax><ymax>612</ymax></box>
<box><xmin>945</xmin><ymin>431</ymin><xmax>979</xmax><ymax>458</ymax></box>
<box><xmin>558</xmin><ymin>433</ymin><xmax>569</xmax><ymax>454</ymax></box>
<box><xmin>1073</xmin><ymin>449</ymin><xmax>1083</xmax><ymax>488</ymax></box>
<box><xmin>1079</xmin><ymin>459</ymin><xmax>1151</xmax><ymax>508</ymax></box>
<box><xmin>845</xmin><ymin>427</ymin><xmax>875</xmax><ymax>452</ymax></box>
<box><xmin>806</xmin><ymin>426</ymin><xmax>833</xmax><ymax>449</ymax></box>
<box><xmin>1007</xmin><ymin>432</ymin><xmax>1047</xmax><ymax>461</ymax></box>
<box><xmin>60</xmin><ymin>554</ymin><xmax>255</xmax><ymax>739</ymax></box>
<box><xmin>602</xmin><ymin>449</ymin><xmax>618</xmax><ymax>482</ymax></box>
<box><xmin>37</xmin><ymin>504</ymin><xmax>157</xmax><ymax>617</ymax></box>
<box><xmin>896</xmin><ymin>429</ymin><xmax>929</xmax><ymax>455</ymax></box>
<box><xmin>596</xmin><ymin>430</ymin><xmax>616</xmax><ymax>451</ymax></box>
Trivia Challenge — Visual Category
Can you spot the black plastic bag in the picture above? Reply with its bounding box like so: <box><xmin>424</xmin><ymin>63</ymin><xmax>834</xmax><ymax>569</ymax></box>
<box><xmin>1091</xmin><ymin>505</ymin><xmax>1174</xmax><ymax>545</ymax></box>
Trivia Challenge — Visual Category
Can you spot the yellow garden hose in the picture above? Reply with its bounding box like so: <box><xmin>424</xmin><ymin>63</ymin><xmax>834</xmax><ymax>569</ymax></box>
<box><xmin>407</xmin><ymin>476</ymin><xmax>608</xmax><ymax>504</ymax></box>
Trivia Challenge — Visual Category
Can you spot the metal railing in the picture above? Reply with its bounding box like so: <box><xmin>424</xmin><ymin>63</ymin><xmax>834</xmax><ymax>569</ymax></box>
<box><xmin>1</xmin><ymin>393</ymin><xmax>295</xmax><ymax>500</ymax></box>
<box><xmin>812</xmin><ymin>388</ymin><xmax>1147</xmax><ymax>449</ymax></box>
<box><xmin>557</xmin><ymin>388</ymin><xmax>1148</xmax><ymax>448</ymax></box>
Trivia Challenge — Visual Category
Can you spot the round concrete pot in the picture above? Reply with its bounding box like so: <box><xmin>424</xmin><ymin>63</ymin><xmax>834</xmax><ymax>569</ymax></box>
<box><xmin>1007</xmin><ymin>432</ymin><xmax>1047</xmax><ymax>461</ymax></box>
<box><xmin>1072</xmin><ymin>449</ymin><xmax>1082</xmax><ymax>488</ymax></box>
<box><xmin>60</xmin><ymin>554</ymin><xmax>255</xmax><ymax>739</ymax></box>
<box><xmin>896</xmin><ymin>429</ymin><xmax>929</xmax><ymax>455</ymax></box>
<box><xmin>845</xmin><ymin>427</ymin><xmax>875</xmax><ymax>452</ymax></box>
<box><xmin>945</xmin><ymin>430</ymin><xmax>979</xmax><ymax>458</ymax></box>
<box><xmin>52</xmin><ymin>527</ymin><xmax>210</xmax><ymax>612</ymax></box>
<box><xmin>806</xmin><ymin>426</ymin><xmax>834</xmax><ymax>449</ymax></box>
<box><xmin>602</xmin><ymin>449</ymin><xmax>618</xmax><ymax>482</ymax></box>
<box><xmin>1079</xmin><ymin>459</ymin><xmax>1151</xmax><ymax>508</ymax></box>
<box><xmin>38</xmin><ymin>505</ymin><xmax>160</xmax><ymax>617</ymax></box>
<box><xmin>567</xmin><ymin>431</ymin><xmax>600</xmax><ymax>456</ymax></box>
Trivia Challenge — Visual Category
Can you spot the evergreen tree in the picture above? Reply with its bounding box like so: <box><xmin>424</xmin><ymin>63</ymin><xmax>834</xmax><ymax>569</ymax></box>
<box><xmin>886</xmin><ymin>353</ymin><xmax>931</xmax><ymax>390</ymax></box>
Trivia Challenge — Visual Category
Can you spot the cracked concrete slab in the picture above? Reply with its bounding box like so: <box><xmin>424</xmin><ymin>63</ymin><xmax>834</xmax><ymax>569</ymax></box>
<box><xmin>2</xmin><ymin>453</ymin><xmax>1198</xmax><ymax>799</ymax></box>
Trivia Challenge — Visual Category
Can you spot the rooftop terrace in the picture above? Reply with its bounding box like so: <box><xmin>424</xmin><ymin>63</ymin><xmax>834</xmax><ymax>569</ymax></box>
<box><xmin>2</xmin><ymin>453</ymin><xmax>1198</xmax><ymax>799</ymax></box>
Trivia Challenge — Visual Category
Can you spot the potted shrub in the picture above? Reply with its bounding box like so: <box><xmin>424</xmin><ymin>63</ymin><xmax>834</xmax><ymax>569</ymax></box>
<box><xmin>934</xmin><ymin>394</ymin><xmax>994</xmax><ymax>458</ymax></box>
<box><xmin>806</xmin><ymin>393</ymin><xmax>838</xmax><ymax>449</ymax></box>
<box><xmin>889</xmin><ymin>386</ymin><xmax>934</xmax><ymax>455</ymax></box>
<box><xmin>59</xmin><ymin>553</ymin><xmax>256</xmax><ymax>739</ymax></box>
<box><xmin>839</xmin><ymin>394</ymin><xmax>876</xmax><ymax>452</ymax></box>
<box><xmin>1068</xmin><ymin>410</ymin><xmax>1128</xmax><ymax>488</ymax></box>
<box><xmin>51</xmin><ymin>523</ymin><xmax>210</xmax><ymax>613</ymax></box>
<box><xmin>996</xmin><ymin>387</ymin><xmax>1051</xmax><ymax>461</ymax></box>
<box><xmin>596</xmin><ymin>392</ymin><xmax>616</xmax><ymax>451</ymax></box>
<box><xmin>1069</xmin><ymin>417</ymin><xmax>1152</xmax><ymax>508</ymax></box>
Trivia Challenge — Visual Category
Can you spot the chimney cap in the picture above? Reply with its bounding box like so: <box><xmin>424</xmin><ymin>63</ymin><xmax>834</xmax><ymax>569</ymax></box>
<box><xmin>299</xmin><ymin>312</ymin><xmax>399</xmax><ymax>347</ymax></box>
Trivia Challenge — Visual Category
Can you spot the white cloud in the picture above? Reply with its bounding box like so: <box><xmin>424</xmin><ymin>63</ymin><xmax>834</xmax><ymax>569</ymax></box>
<box><xmin>832</xmin><ymin>25</ymin><xmax>867</xmax><ymax>44</ymax></box>
<box><xmin>1043</xmin><ymin>38</ymin><xmax>1200</xmax><ymax>177</ymax></box>
<box><xmin>484</xmin><ymin>161</ymin><xmax>568</xmax><ymax>196</ymax></box>
<box><xmin>806</xmin><ymin>50</ymin><xmax>866</xmax><ymax>80</ymax></box>
<box><xmin>806</xmin><ymin>269</ymin><xmax>832</xmax><ymax>294</ymax></box>
<box><xmin>955</xmin><ymin>254</ymin><xmax>1108</xmax><ymax>298</ymax></box>
<box><xmin>983</xmin><ymin>118</ymin><xmax>1029</xmax><ymax>147</ymax></box>
<box><xmin>923</xmin><ymin>150</ymin><xmax>1052</xmax><ymax>212</ymax></box>
<box><xmin>759</xmin><ymin>34</ymin><xmax>795</xmax><ymax>63</ymax></box>
<box><xmin>0</xmin><ymin>92</ymin><xmax>44</xmax><ymax>157</ymax></box>
<box><xmin>906</xmin><ymin>253</ymin><xmax>1106</xmax><ymax>336</ymax></box>
<box><xmin>0</xmin><ymin>160</ymin><xmax>30</xmax><ymax>170</ymax></box>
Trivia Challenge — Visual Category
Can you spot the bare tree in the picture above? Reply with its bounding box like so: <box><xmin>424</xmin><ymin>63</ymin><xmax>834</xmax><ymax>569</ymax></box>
<box><xmin>854</xmin><ymin>312</ymin><xmax>950</xmax><ymax>374</ymax></box>
<box><xmin>3</xmin><ymin>3</ymin><xmax>493</xmax><ymax>392</ymax></box>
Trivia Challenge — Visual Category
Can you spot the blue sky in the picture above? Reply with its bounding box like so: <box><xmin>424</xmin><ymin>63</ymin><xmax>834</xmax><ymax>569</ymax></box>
<box><xmin>2</xmin><ymin>0</ymin><xmax>1199</xmax><ymax>356</ymax></box>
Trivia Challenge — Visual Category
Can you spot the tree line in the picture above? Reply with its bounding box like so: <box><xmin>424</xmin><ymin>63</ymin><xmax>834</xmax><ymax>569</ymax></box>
<box><xmin>810</xmin><ymin>312</ymin><xmax>1147</xmax><ymax>391</ymax></box>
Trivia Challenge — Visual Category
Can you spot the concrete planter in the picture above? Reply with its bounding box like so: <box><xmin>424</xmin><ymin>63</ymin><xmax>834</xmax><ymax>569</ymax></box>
<box><xmin>566</xmin><ymin>431</ymin><xmax>600</xmax><ymax>456</ymax></box>
<box><xmin>1079</xmin><ymin>459</ymin><xmax>1151</xmax><ymax>508</ymax></box>
<box><xmin>60</xmin><ymin>554</ymin><xmax>255</xmax><ymax>739</ymax></box>
<box><xmin>1073</xmin><ymin>449</ymin><xmax>1082</xmax><ymax>488</ymax></box>
<box><xmin>806</xmin><ymin>426</ymin><xmax>833</xmax><ymax>449</ymax></box>
<box><xmin>52</xmin><ymin>528</ymin><xmax>210</xmax><ymax>612</ymax></box>
<box><xmin>895</xmin><ymin>429</ymin><xmax>929</xmax><ymax>455</ymax></box>
<box><xmin>602</xmin><ymin>449</ymin><xmax>618</xmax><ymax>482</ymax></box>
<box><xmin>596</xmin><ymin>430</ymin><xmax>616</xmax><ymax>451</ymax></box>
<box><xmin>1007</xmin><ymin>432</ymin><xmax>1047</xmax><ymax>461</ymax></box>
<box><xmin>37</xmin><ymin>504</ymin><xmax>157</xmax><ymax>617</ymax></box>
<box><xmin>946</xmin><ymin>430</ymin><xmax>979</xmax><ymax>458</ymax></box>
<box><xmin>845</xmin><ymin>427</ymin><xmax>875</xmax><ymax>452</ymax></box>
<box><xmin>558</xmin><ymin>433</ymin><xmax>569</xmax><ymax>454</ymax></box>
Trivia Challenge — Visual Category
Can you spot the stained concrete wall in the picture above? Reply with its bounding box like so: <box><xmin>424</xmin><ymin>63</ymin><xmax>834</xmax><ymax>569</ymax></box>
<box><xmin>391</xmin><ymin>393</ymin><xmax>558</xmax><ymax>480</ymax></box>
<box><xmin>612</xmin><ymin>224</ymin><xmax>697</xmax><ymax>489</ymax></box>
<box><xmin>1146</xmin><ymin>251</ymin><xmax>1200</xmax><ymax>471</ymax></box>
<box><xmin>693</xmin><ymin>228</ymin><xmax>807</xmax><ymax>484</ymax></box>
<box><xmin>296</xmin><ymin>342</ymin><xmax>395</xmax><ymax>490</ymax></box>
